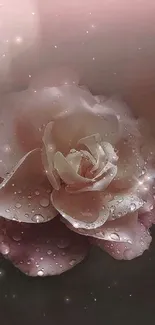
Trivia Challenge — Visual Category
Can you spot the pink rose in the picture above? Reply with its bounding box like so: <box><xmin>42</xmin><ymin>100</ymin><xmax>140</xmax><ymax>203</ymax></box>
<box><xmin>0</xmin><ymin>83</ymin><xmax>154</xmax><ymax>276</ymax></box>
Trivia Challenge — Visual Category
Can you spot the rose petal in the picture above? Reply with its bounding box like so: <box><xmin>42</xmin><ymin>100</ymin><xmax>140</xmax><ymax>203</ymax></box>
<box><xmin>107</xmin><ymin>192</ymin><xmax>144</xmax><ymax>220</ymax></box>
<box><xmin>46</xmin><ymin>97</ymin><xmax>119</xmax><ymax>157</ymax></box>
<box><xmin>0</xmin><ymin>88</ymin><xmax>65</xmax><ymax>177</ymax></box>
<box><xmin>139</xmin><ymin>212</ymin><xmax>154</xmax><ymax>229</ymax></box>
<box><xmin>87</xmin><ymin>97</ymin><xmax>140</xmax><ymax>140</ymax></box>
<box><xmin>54</xmin><ymin>151</ymin><xmax>90</xmax><ymax>185</ymax></box>
<box><xmin>140</xmin><ymin>135</ymin><xmax>155</xmax><ymax>167</ymax></box>
<box><xmin>101</xmin><ymin>142</ymin><xmax>118</xmax><ymax>163</ymax></box>
<box><xmin>78</xmin><ymin>134</ymin><xmax>106</xmax><ymax>169</ymax></box>
<box><xmin>68</xmin><ymin>212</ymin><xmax>139</xmax><ymax>244</ymax></box>
<box><xmin>94</xmin><ymin>96</ymin><xmax>132</xmax><ymax>119</ymax></box>
<box><xmin>51</xmin><ymin>187</ymin><xmax>109</xmax><ymax>230</ymax></box>
<box><xmin>0</xmin><ymin>85</ymin><xmax>96</xmax><ymax>178</ymax></box>
<box><xmin>42</xmin><ymin>122</ymin><xmax>61</xmax><ymax>190</ymax></box>
<box><xmin>67</xmin><ymin>163</ymin><xmax>117</xmax><ymax>193</ymax></box>
<box><xmin>78</xmin><ymin>102</ymin><xmax>119</xmax><ymax>145</ymax></box>
<box><xmin>66</xmin><ymin>150</ymin><xmax>83</xmax><ymax>172</ymax></box>
<box><xmin>114</xmin><ymin>137</ymin><xmax>145</xmax><ymax>189</ymax></box>
<box><xmin>139</xmin><ymin>207</ymin><xmax>155</xmax><ymax>229</ymax></box>
<box><xmin>93</xmin><ymin>221</ymin><xmax>152</xmax><ymax>260</ymax></box>
<box><xmin>99</xmin><ymin>98</ymin><xmax>142</xmax><ymax>138</ymax></box>
<box><xmin>0</xmin><ymin>217</ymin><xmax>89</xmax><ymax>276</ymax></box>
<box><xmin>0</xmin><ymin>149</ymin><xmax>57</xmax><ymax>223</ymax></box>
<box><xmin>78</xmin><ymin>134</ymin><xmax>117</xmax><ymax>175</ymax></box>
<box><xmin>139</xmin><ymin>193</ymin><xmax>154</xmax><ymax>214</ymax></box>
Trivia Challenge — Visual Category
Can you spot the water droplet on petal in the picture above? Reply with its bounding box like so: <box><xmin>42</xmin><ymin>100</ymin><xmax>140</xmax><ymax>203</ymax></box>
<box><xmin>57</xmin><ymin>238</ymin><xmax>70</xmax><ymax>249</ymax></box>
<box><xmin>35</xmin><ymin>263</ymin><xmax>39</xmax><ymax>268</ymax></box>
<box><xmin>35</xmin><ymin>190</ymin><xmax>40</xmax><ymax>196</ymax></box>
<box><xmin>1</xmin><ymin>244</ymin><xmax>10</xmax><ymax>255</ymax></box>
<box><xmin>36</xmin><ymin>248</ymin><xmax>40</xmax><ymax>252</ymax></box>
<box><xmin>15</xmin><ymin>203</ymin><xmax>22</xmax><ymax>209</ymax></box>
<box><xmin>40</xmin><ymin>198</ymin><xmax>50</xmax><ymax>208</ymax></box>
<box><xmin>73</xmin><ymin>221</ymin><xmax>80</xmax><ymax>228</ymax></box>
<box><xmin>12</xmin><ymin>234</ymin><xmax>22</xmax><ymax>242</ymax></box>
<box><xmin>124</xmin><ymin>249</ymin><xmax>134</xmax><ymax>259</ymax></box>
<box><xmin>69</xmin><ymin>259</ymin><xmax>76</xmax><ymax>266</ymax></box>
<box><xmin>12</xmin><ymin>215</ymin><xmax>18</xmax><ymax>221</ymax></box>
<box><xmin>37</xmin><ymin>270</ymin><xmax>44</xmax><ymax>276</ymax></box>
<box><xmin>32</xmin><ymin>214</ymin><xmax>44</xmax><ymax>223</ymax></box>
<box><xmin>110</xmin><ymin>233</ymin><xmax>120</xmax><ymax>241</ymax></box>
<box><xmin>110</xmin><ymin>206</ymin><xmax>115</xmax><ymax>213</ymax></box>
<box><xmin>130</xmin><ymin>203</ymin><xmax>136</xmax><ymax>211</ymax></box>
<box><xmin>25</xmin><ymin>214</ymin><xmax>29</xmax><ymax>218</ymax></box>
<box><xmin>47</xmin><ymin>249</ymin><xmax>52</xmax><ymax>255</ymax></box>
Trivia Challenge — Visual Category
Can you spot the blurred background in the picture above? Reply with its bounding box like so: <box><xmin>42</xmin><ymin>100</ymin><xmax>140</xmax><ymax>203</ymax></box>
<box><xmin>1</xmin><ymin>0</ymin><xmax>155</xmax><ymax>124</ymax></box>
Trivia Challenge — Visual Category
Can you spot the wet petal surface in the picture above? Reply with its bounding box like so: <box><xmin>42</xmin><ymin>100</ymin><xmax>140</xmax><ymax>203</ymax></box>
<box><xmin>0</xmin><ymin>217</ymin><xmax>89</xmax><ymax>276</ymax></box>
<box><xmin>68</xmin><ymin>212</ymin><xmax>140</xmax><ymax>243</ymax></box>
<box><xmin>0</xmin><ymin>149</ymin><xmax>57</xmax><ymax>223</ymax></box>
<box><xmin>52</xmin><ymin>187</ymin><xmax>109</xmax><ymax>230</ymax></box>
<box><xmin>92</xmin><ymin>221</ymin><xmax>152</xmax><ymax>260</ymax></box>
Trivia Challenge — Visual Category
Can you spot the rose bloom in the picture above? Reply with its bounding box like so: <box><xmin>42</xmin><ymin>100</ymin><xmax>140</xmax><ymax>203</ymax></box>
<box><xmin>0</xmin><ymin>82</ymin><xmax>155</xmax><ymax>276</ymax></box>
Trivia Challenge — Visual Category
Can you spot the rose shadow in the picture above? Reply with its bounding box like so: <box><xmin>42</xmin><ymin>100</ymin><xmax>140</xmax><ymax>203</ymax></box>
<box><xmin>0</xmin><ymin>224</ymin><xmax>155</xmax><ymax>325</ymax></box>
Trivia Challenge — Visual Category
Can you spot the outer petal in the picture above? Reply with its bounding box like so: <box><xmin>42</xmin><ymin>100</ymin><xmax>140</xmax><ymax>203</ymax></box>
<box><xmin>94</xmin><ymin>96</ymin><xmax>132</xmax><ymax>119</ymax></box>
<box><xmin>94</xmin><ymin>96</ymin><xmax>141</xmax><ymax>138</ymax></box>
<box><xmin>139</xmin><ymin>208</ymin><xmax>155</xmax><ymax>229</ymax></box>
<box><xmin>51</xmin><ymin>187</ymin><xmax>109</xmax><ymax>230</ymax></box>
<box><xmin>107</xmin><ymin>192</ymin><xmax>144</xmax><ymax>219</ymax></box>
<box><xmin>45</xmin><ymin>103</ymin><xmax>119</xmax><ymax>157</ymax></box>
<box><xmin>0</xmin><ymin>149</ymin><xmax>57</xmax><ymax>223</ymax></box>
<box><xmin>0</xmin><ymin>85</ymin><xmax>96</xmax><ymax>177</ymax></box>
<box><xmin>0</xmin><ymin>217</ymin><xmax>89</xmax><ymax>276</ymax></box>
<box><xmin>93</xmin><ymin>221</ymin><xmax>152</xmax><ymax>260</ymax></box>
<box><xmin>42</xmin><ymin>122</ymin><xmax>61</xmax><ymax>190</ymax></box>
<box><xmin>114</xmin><ymin>137</ymin><xmax>145</xmax><ymax>189</ymax></box>
<box><xmin>68</xmin><ymin>212</ymin><xmax>140</xmax><ymax>244</ymax></box>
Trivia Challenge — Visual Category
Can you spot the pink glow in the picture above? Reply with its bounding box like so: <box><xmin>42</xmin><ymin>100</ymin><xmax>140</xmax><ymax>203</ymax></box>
<box><xmin>0</xmin><ymin>0</ymin><xmax>155</xmax><ymax>122</ymax></box>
